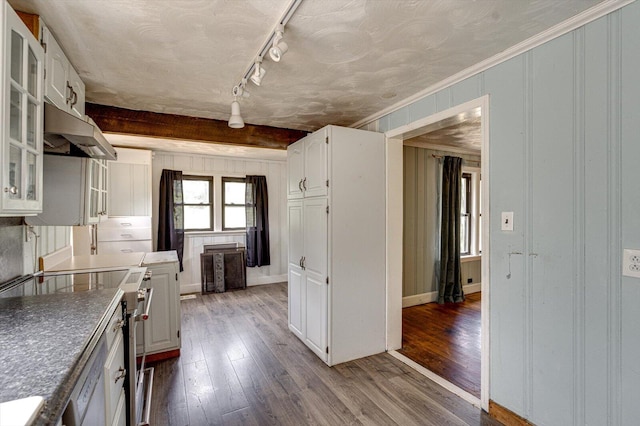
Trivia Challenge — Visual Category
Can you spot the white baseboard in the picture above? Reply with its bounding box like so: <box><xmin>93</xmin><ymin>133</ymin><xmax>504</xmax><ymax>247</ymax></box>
<box><xmin>247</xmin><ymin>273</ymin><xmax>287</xmax><ymax>286</ymax></box>
<box><xmin>402</xmin><ymin>283</ymin><xmax>481</xmax><ymax>308</ymax></box>
<box><xmin>180</xmin><ymin>273</ymin><xmax>288</xmax><ymax>295</ymax></box>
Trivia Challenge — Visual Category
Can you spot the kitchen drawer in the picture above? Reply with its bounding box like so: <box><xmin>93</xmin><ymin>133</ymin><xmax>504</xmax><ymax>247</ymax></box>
<box><xmin>111</xmin><ymin>390</ymin><xmax>126</xmax><ymax>426</ymax></box>
<box><xmin>104</xmin><ymin>332</ymin><xmax>126</xmax><ymax>425</ymax></box>
<box><xmin>100</xmin><ymin>240</ymin><xmax>153</xmax><ymax>255</ymax></box>
<box><xmin>98</xmin><ymin>227</ymin><xmax>151</xmax><ymax>242</ymax></box>
<box><xmin>99</xmin><ymin>216</ymin><xmax>151</xmax><ymax>229</ymax></box>
<box><xmin>105</xmin><ymin>307</ymin><xmax>124</xmax><ymax>350</ymax></box>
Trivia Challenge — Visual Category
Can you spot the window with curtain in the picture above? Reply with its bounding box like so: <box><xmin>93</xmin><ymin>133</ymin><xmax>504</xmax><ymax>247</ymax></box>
<box><xmin>222</xmin><ymin>177</ymin><xmax>247</xmax><ymax>230</ymax></box>
<box><xmin>182</xmin><ymin>175</ymin><xmax>213</xmax><ymax>231</ymax></box>
<box><xmin>460</xmin><ymin>172</ymin><xmax>471</xmax><ymax>255</ymax></box>
<box><xmin>158</xmin><ymin>169</ymin><xmax>184</xmax><ymax>271</ymax></box>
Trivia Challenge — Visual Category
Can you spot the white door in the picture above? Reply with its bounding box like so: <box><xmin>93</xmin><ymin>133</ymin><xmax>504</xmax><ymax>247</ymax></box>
<box><xmin>144</xmin><ymin>264</ymin><xmax>178</xmax><ymax>354</ymax></box>
<box><xmin>303</xmin><ymin>129</ymin><xmax>328</xmax><ymax>198</ymax></box>
<box><xmin>68</xmin><ymin>64</ymin><xmax>85</xmax><ymax>117</ymax></box>
<box><xmin>287</xmin><ymin>201</ymin><xmax>304</xmax><ymax>337</ymax></box>
<box><xmin>287</xmin><ymin>139</ymin><xmax>304</xmax><ymax>199</ymax></box>
<box><xmin>42</xmin><ymin>25</ymin><xmax>69</xmax><ymax>111</ymax></box>
<box><xmin>303</xmin><ymin>198</ymin><xmax>328</xmax><ymax>360</ymax></box>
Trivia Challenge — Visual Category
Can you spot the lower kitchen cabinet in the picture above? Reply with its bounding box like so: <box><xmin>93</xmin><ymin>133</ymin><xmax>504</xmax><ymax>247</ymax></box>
<box><xmin>138</xmin><ymin>251</ymin><xmax>181</xmax><ymax>356</ymax></box>
<box><xmin>103</xmin><ymin>300</ymin><xmax>126</xmax><ymax>426</ymax></box>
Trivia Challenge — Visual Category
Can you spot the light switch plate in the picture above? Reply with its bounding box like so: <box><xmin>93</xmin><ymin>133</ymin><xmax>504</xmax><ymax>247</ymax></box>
<box><xmin>622</xmin><ymin>249</ymin><xmax>640</xmax><ymax>278</ymax></box>
<box><xmin>501</xmin><ymin>212</ymin><xmax>514</xmax><ymax>231</ymax></box>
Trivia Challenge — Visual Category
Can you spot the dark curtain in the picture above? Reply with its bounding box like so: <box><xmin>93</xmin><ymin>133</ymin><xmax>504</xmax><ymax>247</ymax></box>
<box><xmin>438</xmin><ymin>156</ymin><xmax>464</xmax><ymax>304</ymax></box>
<box><xmin>245</xmin><ymin>175</ymin><xmax>270</xmax><ymax>267</ymax></box>
<box><xmin>157</xmin><ymin>169</ymin><xmax>185</xmax><ymax>271</ymax></box>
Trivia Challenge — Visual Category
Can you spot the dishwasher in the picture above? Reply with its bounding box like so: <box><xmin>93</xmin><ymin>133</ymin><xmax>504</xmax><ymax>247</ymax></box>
<box><xmin>61</xmin><ymin>335</ymin><xmax>108</xmax><ymax>426</ymax></box>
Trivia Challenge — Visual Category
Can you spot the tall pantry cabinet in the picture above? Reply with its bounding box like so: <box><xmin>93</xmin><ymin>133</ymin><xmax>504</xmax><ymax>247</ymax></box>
<box><xmin>287</xmin><ymin>125</ymin><xmax>386</xmax><ymax>366</ymax></box>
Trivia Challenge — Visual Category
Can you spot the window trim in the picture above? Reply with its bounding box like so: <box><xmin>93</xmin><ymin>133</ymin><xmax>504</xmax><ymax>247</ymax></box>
<box><xmin>461</xmin><ymin>167</ymin><xmax>481</xmax><ymax>258</ymax></box>
<box><xmin>181</xmin><ymin>175</ymin><xmax>214</xmax><ymax>231</ymax></box>
<box><xmin>221</xmin><ymin>176</ymin><xmax>247</xmax><ymax>231</ymax></box>
<box><xmin>461</xmin><ymin>172</ymin><xmax>472</xmax><ymax>256</ymax></box>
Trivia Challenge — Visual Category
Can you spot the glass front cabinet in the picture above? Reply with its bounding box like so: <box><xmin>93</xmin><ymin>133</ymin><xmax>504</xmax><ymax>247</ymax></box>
<box><xmin>1</xmin><ymin>3</ymin><xmax>44</xmax><ymax>215</ymax></box>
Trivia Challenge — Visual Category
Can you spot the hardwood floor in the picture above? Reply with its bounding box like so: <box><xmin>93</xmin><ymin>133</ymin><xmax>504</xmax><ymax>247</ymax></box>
<box><xmin>149</xmin><ymin>283</ymin><xmax>499</xmax><ymax>425</ymax></box>
<box><xmin>399</xmin><ymin>293</ymin><xmax>482</xmax><ymax>398</ymax></box>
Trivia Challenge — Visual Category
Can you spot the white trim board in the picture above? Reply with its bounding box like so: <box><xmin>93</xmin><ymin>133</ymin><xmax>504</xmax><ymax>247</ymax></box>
<box><xmin>351</xmin><ymin>0</ymin><xmax>634</xmax><ymax>129</ymax></box>
<box><xmin>402</xmin><ymin>283</ymin><xmax>482</xmax><ymax>308</ymax></box>
<box><xmin>389</xmin><ymin>351</ymin><xmax>481</xmax><ymax>408</ymax></box>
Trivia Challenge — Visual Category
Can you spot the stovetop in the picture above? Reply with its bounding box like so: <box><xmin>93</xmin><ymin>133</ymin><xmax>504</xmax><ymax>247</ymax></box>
<box><xmin>0</xmin><ymin>268</ymin><xmax>142</xmax><ymax>299</ymax></box>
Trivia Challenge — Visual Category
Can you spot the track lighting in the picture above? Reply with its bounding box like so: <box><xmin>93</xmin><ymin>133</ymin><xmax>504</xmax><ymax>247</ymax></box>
<box><xmin>228</xmin><ymin>96</ymin><xmax>244</xmax><ymax>129</ymax></box>
<box><xmin>269</xmin><ymin>24</ymin><xmax>288</xmax><ymax>62</ymax></box>
<box><xmin>250</xmin><ymin>57</ymin><xmax>266</xmax><ymax>86</ymax></box>
<box><xmin>232</xmin><ymin>78</ymin><xmax>250</xmax><ymax>98</ymax></box>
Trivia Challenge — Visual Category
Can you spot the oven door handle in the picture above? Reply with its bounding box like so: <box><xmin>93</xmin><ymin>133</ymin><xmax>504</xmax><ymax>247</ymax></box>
<box><xmin>135</xmin><ymin>287</ymin><xmax>154</xmax><ymax>321</ymax></box>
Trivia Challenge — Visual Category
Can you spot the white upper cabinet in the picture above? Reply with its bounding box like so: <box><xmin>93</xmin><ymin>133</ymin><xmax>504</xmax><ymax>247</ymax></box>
<box><xmin>287</xmin><ymin>129</ymin><xmax>327</xmax><ymax>199</ymax></box>
<box><xmin>0</xmin><ymin>2</ymin><xmax>44</xmax><ymax>216</ymax></box>
<box><xmin>107</xmin><ymin>147</ymin><xmax>152</xmax><ymax>217</ymax></box>
<box><xmin>41</xmin><ymin>21</ymin><xmax>84</xmax><ymax>117</ymax></box>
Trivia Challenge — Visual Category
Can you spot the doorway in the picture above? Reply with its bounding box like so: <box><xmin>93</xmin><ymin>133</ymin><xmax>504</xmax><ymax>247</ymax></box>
<box><xmin>384</xmin><ymin>96</ymin><xmax>490</xmax><ymax>410</ymax></box>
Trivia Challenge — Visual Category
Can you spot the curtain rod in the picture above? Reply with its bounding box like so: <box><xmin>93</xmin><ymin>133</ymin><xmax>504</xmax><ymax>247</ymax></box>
<box><xmin>431</xmin><ymin>154</ymin><xmax>480</xmax><ymax>165</ymax></box>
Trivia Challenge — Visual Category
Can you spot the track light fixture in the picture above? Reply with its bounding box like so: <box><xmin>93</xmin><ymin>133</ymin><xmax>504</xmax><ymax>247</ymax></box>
<box><xmin>228</xmin><ymin>96</ymin><xmax>244</xmax><ymax>129</ymax></box>
<box><xmin>228</xmin><ymin>0</ymin><xmax>304</xmax><ymax>129</ymax></box>
<box><xmin>269</xmin><ymin>24</ymin><xmax>289</xmax><ymax>62</ymax></box>
<box><xmin>250</xmin><ymin>57</ymin><xmax>266</xmax><ymax>86</ymax></box>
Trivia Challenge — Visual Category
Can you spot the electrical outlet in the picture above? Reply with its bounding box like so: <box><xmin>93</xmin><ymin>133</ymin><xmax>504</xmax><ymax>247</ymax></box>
<box><xmin>622</xmin><ymin>249</ymin><xmax>640</xmax><ymax>278</ymax></box>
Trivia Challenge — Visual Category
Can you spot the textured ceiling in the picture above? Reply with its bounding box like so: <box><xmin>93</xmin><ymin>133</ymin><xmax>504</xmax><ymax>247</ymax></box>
<box><xmin>9</xmin><ymin>0</ymin><xmax>603</xmax><ymax>133</ymax></box>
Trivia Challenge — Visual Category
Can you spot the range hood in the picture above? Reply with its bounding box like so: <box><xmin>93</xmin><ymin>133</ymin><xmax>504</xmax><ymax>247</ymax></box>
<box><xmin>43</xmin><ymin>102</ymin><xmax>117</xmax><ymax>161</ymax></box>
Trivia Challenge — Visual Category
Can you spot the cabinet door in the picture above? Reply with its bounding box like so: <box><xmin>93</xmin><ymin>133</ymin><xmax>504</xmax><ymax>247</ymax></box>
<box><xmin>68</xmin><ymin>64</ymin><xmax>85</xmax><ymax>117</ymax></box>
<box><xmin>303</xmin><ymin>129</ymin><xmax>328</xmax><ymax>198</ymax></box>
<box><xmin>108</xmin><ymin>162</ymin><xmax>150</xmax><ymax>216</ymax></box>
<box><xmin>87</xmin><ymin>159</ymin><xmax>108</xmax><ymax>223</ymax></box>
<box><xmin>144</xmin><ymin>263</ymin><xmax>180</xmax><ymax>355</ymax></box>
<box><xmin>2</xmin><ymin>7</ymin><xmax>44</xmax><ymax>214</ymax></box>
<box><xmin>303</xmin><ymin>198</ymin><xmax>328</xmax><ymax>360</ymax></box>
<box><xmin>287</xmin><ymin>201</ymin><xmax>304</xmax><ymax>337</ymax></box>
<box><xmin>287</xmin><ymin>139</ymin><xmax>304</xmax><ymax>199</ymax></box>
<box><xmin>42</xmin><ymin>25</ymin><xmax>69</xmax><ymax>111</ymax></box>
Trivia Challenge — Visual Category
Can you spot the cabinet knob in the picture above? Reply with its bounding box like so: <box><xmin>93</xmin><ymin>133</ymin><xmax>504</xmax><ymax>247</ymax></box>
<box><xmin>114</xmin><ymin>367</ymin><xmax>126</xmax><ymax>383</ymax></box>
<box><xmin>4</xmin><ymin>186</ymin><xmax>17</xmax><ymax>195</ymax></box>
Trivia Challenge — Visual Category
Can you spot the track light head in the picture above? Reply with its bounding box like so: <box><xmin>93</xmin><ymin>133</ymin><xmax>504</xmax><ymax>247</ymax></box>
<box><xmin>269</xmin><ymin>24</ymin><xmax>288</xmax><ymax>62</ymax></box>
<box><xmin>228</xmin><ymin>98</ymin><xmax>244</xmax><ymax>129</ymax></box>
<box><xmin>232</xmin><ymin>80</ymin><xmax>250</xmax><ymax>98</ymax></box>
<box><xmin>250</xmin><ymin>58</ymin><xmax>266</xmax><ymax>86</ymax></box>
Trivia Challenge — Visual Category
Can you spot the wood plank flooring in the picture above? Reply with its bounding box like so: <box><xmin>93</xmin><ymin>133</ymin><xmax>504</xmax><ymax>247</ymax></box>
<box><xmin>399</xmin><ymin>293</ymin><xmax>482</xmax><ymax>398</ymax></box>
<box><xmin>149</xmin><ymin>283</ymin><xmax>499</xmax><ymax>425</ymax></box>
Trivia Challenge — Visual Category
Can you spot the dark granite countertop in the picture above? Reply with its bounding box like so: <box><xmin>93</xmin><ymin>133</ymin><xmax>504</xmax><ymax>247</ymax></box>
<box><xmin>0</xmin><ymin>288</ymin><xmax>123</xmax><ymax>425</ymax></box>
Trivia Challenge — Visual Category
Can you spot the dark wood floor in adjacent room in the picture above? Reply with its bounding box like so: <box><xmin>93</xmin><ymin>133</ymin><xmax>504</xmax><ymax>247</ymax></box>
<box><xmin>149</xmin><ymin>283</ymin><xmax>498</xmax><ymax>426</ymax></box>
<box><xmin>399</xmin><ymin>292</ymin><xmax>482</xmax><ymax>398</ymax></box>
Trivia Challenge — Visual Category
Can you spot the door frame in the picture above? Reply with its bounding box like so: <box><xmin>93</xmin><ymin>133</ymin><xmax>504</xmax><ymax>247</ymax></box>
<box><xmin>385</xmin><ymin>95</ymin><xmax>490</xmax><ymax>410</ymax></box>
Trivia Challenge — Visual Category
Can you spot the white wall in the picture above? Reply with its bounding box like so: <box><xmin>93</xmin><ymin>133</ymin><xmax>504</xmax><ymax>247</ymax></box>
<box><xmin>375</xmin><ymin>2</ymin><xmax>640</xmax><ymax>424</ymax></box>
<box><xmin>151</xmin><ymin>151</ymin><xmax>287</xmax><ymax>293</ymax></box>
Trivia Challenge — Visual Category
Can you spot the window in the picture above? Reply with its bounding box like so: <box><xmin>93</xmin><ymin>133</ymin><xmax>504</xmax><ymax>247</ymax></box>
<box><xmin>460</xmin><ymin>173</ymin><xmax>471</xmax><ymax>255</ymax></box>
<box><xmin>222</xmin><ymin>177</ymin><xmax>247</xmax><ymax>230</ymax></box>
<box><xmin>460</xmin><ymin>169</ymin><xmax>481</xmax><ymax>257</ymax></box>
<box><xmin>182</xmin><ymin>175</ymin><xmax>213</xmax><ymax>230</ymax></box>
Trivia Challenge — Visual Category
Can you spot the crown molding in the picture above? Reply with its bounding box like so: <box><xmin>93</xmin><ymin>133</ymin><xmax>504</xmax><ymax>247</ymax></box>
<box><xmin>351</xmin><ymin>0</ymin><xmax>635</xmax><ymax>129</ymax></box>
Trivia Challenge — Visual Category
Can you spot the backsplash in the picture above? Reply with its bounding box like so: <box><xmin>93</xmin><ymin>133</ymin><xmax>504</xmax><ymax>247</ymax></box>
<box><xmin>0</xmin><ymin>218</ymin><xmax>24</xmax><ymax>283</ymax></box>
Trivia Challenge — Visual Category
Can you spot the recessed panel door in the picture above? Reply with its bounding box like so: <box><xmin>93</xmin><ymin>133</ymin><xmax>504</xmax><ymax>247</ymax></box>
<box><xmin>303</xmin><ymin>129</ymin><xmax>327</xmax><ymax>198</ymax></box>
<box><xmin>303</xmin><ymin>198</ymin><xmax>328</xmax><ymax>360</ymax></box>
<box><xmin>287</xmin><ymin>140</ymin><xmax>304</xmax><ymax>199</ymax></box>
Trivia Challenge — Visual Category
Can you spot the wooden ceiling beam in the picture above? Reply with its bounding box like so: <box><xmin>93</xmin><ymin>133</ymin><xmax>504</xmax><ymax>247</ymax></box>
<box><xmin>85</xmin><ymin>103</ymin><xmax>307</xmax><ymax>150</ymax></box>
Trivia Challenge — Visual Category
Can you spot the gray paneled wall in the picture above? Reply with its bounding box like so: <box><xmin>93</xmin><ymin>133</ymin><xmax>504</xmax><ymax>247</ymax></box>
<box><xmin>375</xmin><ymin>2</ymin><xmax>640</xmax><ymax>423</ymax></box>
<box><xmin>403</xmin><ymin>146</ymin><xmax>481</xmax><ymax>297</ymax></box>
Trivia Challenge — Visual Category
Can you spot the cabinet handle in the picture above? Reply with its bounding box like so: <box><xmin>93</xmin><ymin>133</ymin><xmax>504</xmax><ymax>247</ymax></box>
<box><xmin>71</xmin><ymin>90</ymin><xmax>78</xmax><ymax>106</ymax></box>
<box><xmin>298</xmin><ymin>179</ymin><xmax>303</xmax><ymax>192</ymax></box>
<box><xmin>113</xmin><ymin>319</ymin><xmax>125</xmax><ymax>332</ymax></box>
<box><xmin>302</xmin><ymin>178</ymin><xmax>307</xmax><ymax>191</ymax></box>
<box><xmin>120</xmin><ymin>233</ymin><xmax>133</xmax><ymax>238</ymax></box>
<box><xmin>114</xmin><ymin>367</ymin><xmax>126</xmax><ymax>383</ymax></box>
<box><xmin>66</xmin><ymin>82</ymin><xmax>74</xmax><ymax>104</ymax></box>
<box><xmin>302</xmin><ymin>256</ymin><xmax>306</xmax><ymax>270</ymax></box>
<box><xmin>4</xmin><ymin>186</ymin><xmax>18</xmax><ymax>195</ymax></box>
<box><xmin>299</xmin><ymin>256</ymin><xmax>303</xmax><ymax>268</ymax></box>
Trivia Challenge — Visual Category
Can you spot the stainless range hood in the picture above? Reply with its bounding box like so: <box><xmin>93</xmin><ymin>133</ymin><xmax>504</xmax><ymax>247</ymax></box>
<box><xmin>44</xmin><ymin>102</ymin><xmax>117</xmax><ymax>161</ymax></box>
